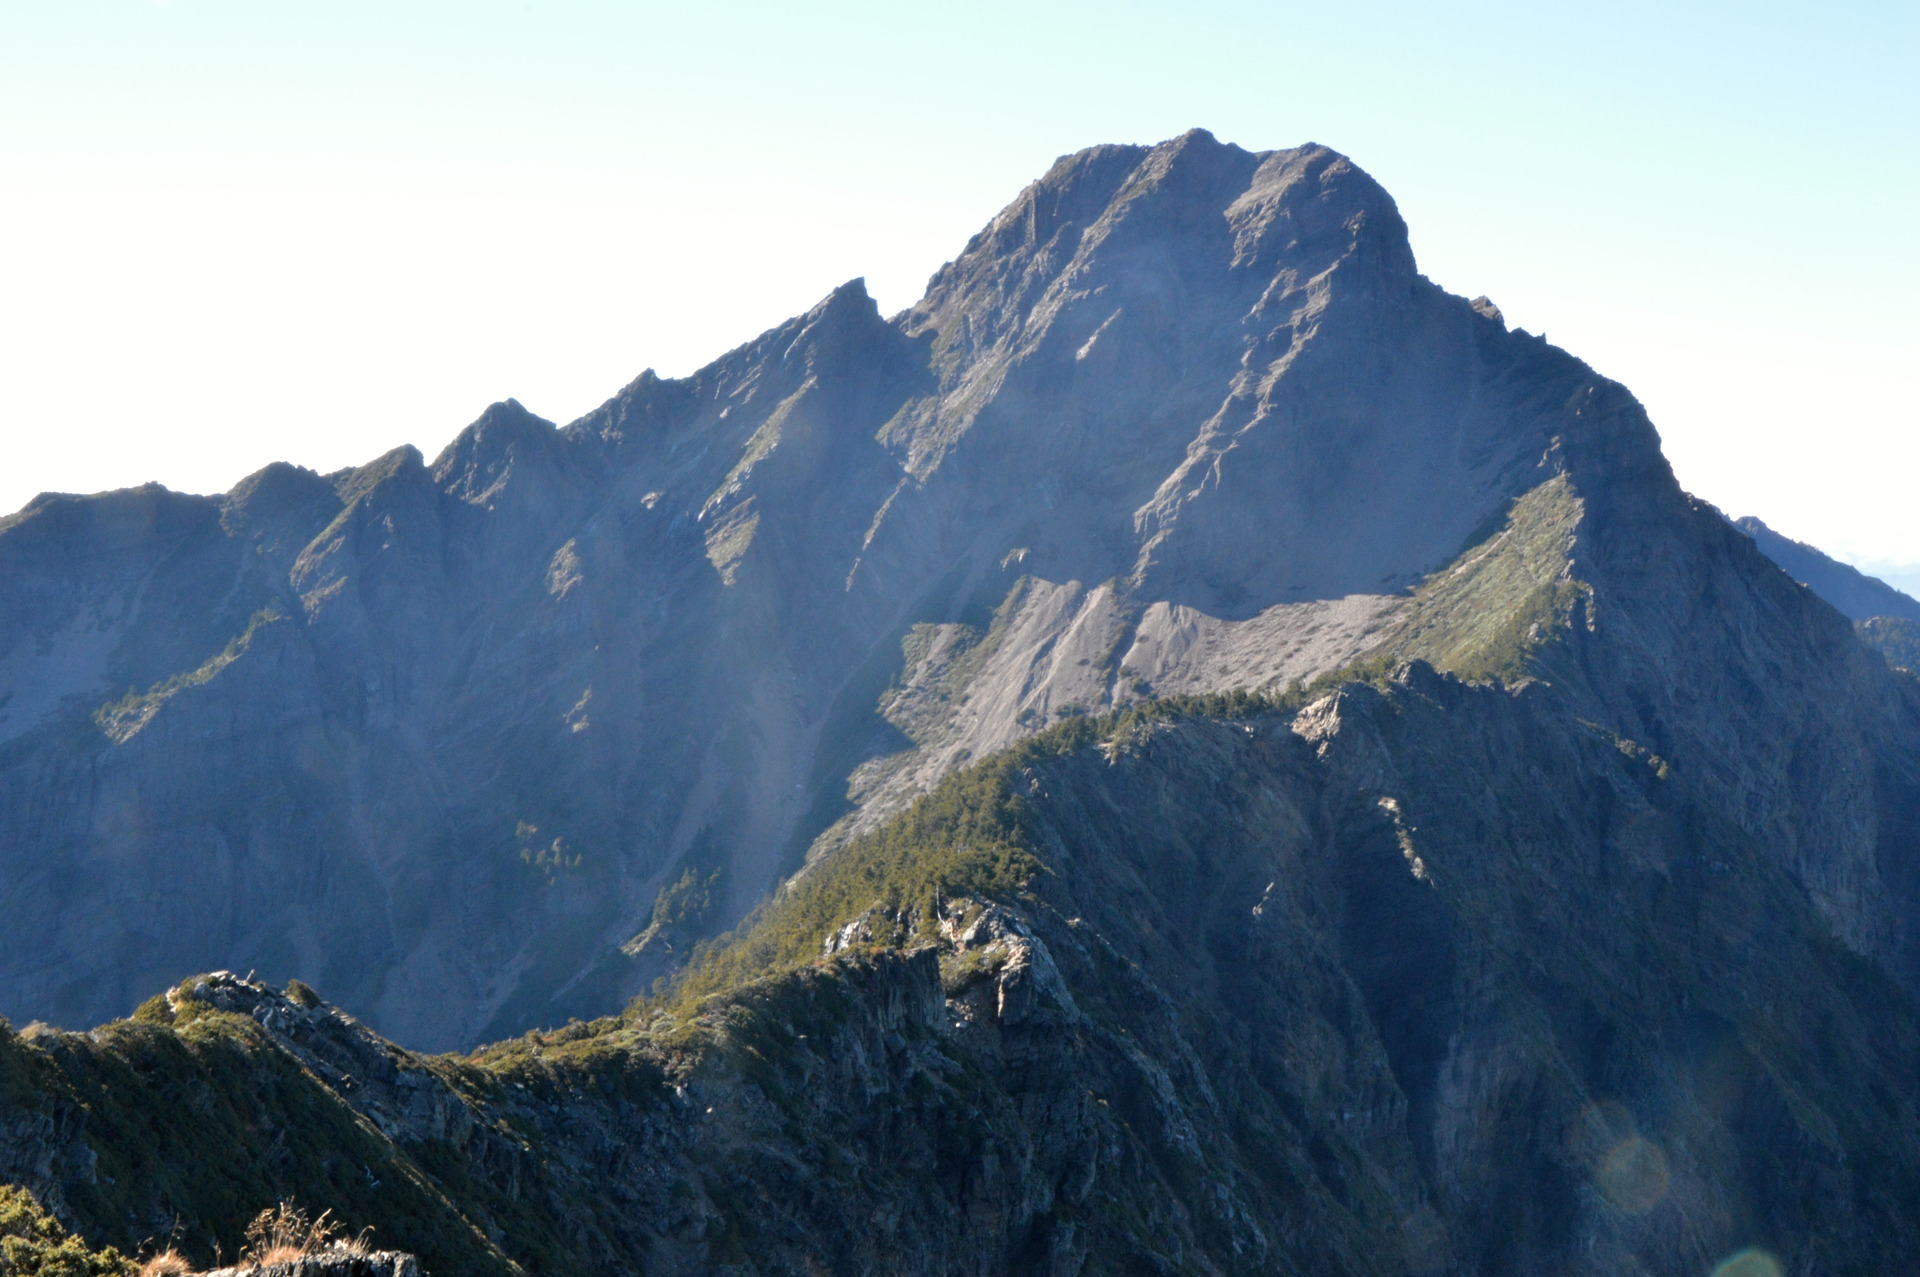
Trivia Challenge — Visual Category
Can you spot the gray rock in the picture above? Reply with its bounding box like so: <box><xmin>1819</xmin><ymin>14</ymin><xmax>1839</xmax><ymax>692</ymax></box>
<box><xmin>197</xmin><ymin>1252</ymin><xmax>420</xmax><ymax>1277</ymax></box>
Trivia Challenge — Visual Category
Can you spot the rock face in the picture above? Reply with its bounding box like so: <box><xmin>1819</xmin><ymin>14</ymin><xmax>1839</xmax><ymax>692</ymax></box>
<box><xmin>1</xmin><ymin>131</ymin><xmax>1648</xmax><ymax>1048</ymax></box>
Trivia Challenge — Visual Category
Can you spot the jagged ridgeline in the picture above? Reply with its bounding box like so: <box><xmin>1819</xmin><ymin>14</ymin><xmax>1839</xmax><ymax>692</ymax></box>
<box><xmin>3</xmin><ymin>130</ymin><xmax>1920</xmax><ymax>1275</ymax></box>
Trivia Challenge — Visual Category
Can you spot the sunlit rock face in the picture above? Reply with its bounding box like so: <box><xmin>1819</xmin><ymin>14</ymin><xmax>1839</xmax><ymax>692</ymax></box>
<box><xmin>0</xmin><ymin>128</ymin><xmax>1916</xmax><ymax>1069</ymax></box>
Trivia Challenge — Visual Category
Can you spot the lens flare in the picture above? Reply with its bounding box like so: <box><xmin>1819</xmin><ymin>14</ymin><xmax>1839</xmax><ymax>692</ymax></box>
<box><xmin>1596</xmin><ymin>1135</ymin><xmax>1670</xmax><ymax>1213</ymax></box>
<box><xmin>1712</xmin><ymin>1250</ymin><xmax>1782</xmax><ymax>1277</ymax></box>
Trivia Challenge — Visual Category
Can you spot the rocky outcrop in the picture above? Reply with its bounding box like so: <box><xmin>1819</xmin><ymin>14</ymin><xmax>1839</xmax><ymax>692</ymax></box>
<box><xmin>198</xmin><ymin>1254</ymin><xmax>421</xmax><ymax>1277</ymax></box>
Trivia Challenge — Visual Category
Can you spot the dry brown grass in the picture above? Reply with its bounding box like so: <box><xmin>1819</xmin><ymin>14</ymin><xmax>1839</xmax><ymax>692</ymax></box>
<box><xmin>137</xmin><ymin>1251</ymin><xmax>192</xmax><ymax>1277</ymax></box>
<box><xmin>237</xmin><ymin>1202</ymin><xmax>368</xmax><ymax>1268</ymax></box>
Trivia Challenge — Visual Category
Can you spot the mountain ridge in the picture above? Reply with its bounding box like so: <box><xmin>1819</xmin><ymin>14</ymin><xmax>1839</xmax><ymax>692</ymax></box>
<box><xmin>5</xmin><ymin>643</ymin><xmax>1919</xmax><ymax>1273</ymax></box>
<box><xmin>3</xmin><ymin>130</ymin><xmax>1920</xmax><ymax>1273</ymax></box>
<box><xmin>1</xmin><ymin>129</ymin><xmax>1915</xmax><ymax>1062</ymax></box>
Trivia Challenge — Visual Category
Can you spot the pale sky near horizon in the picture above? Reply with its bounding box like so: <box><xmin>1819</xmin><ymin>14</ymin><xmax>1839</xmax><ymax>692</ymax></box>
<box><xmin>2</xmin><ymin>1</ymin><xmax>1915</xmax><ymax>580</ymax></box>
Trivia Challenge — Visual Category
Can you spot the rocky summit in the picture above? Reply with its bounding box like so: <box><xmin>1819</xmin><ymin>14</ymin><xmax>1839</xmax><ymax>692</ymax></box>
<box><xmin>2</xmin><ymin>131</ymin><xmax>1919</xmax><ymax>1276</ymax></box>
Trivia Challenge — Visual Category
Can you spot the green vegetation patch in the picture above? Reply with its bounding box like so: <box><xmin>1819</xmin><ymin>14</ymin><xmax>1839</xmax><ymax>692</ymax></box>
<box><xmin>1377</xmin><ymin>474</ymin><xmax>1591</xmax><ymax>683</ymax></box>
<box><xmin>702</xmin><ymin>506</ymin><xmax>760</xmax><ymax>583</ymax></box>
<box><xmin>0</xmin><ymin>1186</ymin><xmax>131</xmax><ymax>1277</ymax></box>
<box><xmin>625</xmin><ymin>862</ymin><xmax>726</xmax><ymax>957</ymax></box>
<box><xmin>93</xmin><ymin>609</ymin><xmax>286</xmax><ymax>744</ymax></box>
<box><xmin>512</xmin><ymin>821</ymin><xmax>583</xmax><ymax>885</ymax></box>
<box><xmin>665</xmin><ymin>661</ymin><xmax>1402</xmax><ymax>1008</ymax></box>
<box><xmin>2</xmin><ymin>1001</ymin><xmax>511</xmax><ymax>1276</ymax></box>
<box><xmin>670</xmin><ymin>744</ymin><xmax>1049</xmax><ymax>1002</ymax></box>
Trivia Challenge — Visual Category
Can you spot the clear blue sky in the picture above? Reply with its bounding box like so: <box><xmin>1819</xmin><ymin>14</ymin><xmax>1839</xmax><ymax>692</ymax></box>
<box><xmin>2</xmin><ymin>0</ymin><xmax>1915</xmax><ymax>573</ymax></box>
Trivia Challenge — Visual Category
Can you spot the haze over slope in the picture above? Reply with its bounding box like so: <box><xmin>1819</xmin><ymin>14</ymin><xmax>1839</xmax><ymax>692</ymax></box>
<box><xmin>1</xmin><ymin>130</ymin><xmax>1912</xmax><ymax>1059</ymax></box>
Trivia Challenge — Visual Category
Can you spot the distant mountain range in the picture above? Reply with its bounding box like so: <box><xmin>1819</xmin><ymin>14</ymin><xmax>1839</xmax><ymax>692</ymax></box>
<box><xmin>1732</xmin><ymin>514</ymin><xmax>1920</xmax><ymax>623</ymax></box>
<box><xmin>3</xmin><ymin>131</ymin><xmax>1919</xmax><ymax>1276</ymax></box>
<box><xmin>1859</xmin><ymin>561</ymin><xmax>1920</xmax><ymax>602</ymax></box>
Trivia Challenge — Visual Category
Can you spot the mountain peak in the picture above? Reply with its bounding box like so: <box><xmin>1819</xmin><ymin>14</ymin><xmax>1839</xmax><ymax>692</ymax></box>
<box><xmin>817</xmin><ymin>275</ymin><xmax>874</xmax><ymax>311</ymax></box>
<box><xmin>433</xmin><ymin>399</ymin><xmax>560</xmax><ymax>503</ymax></box>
